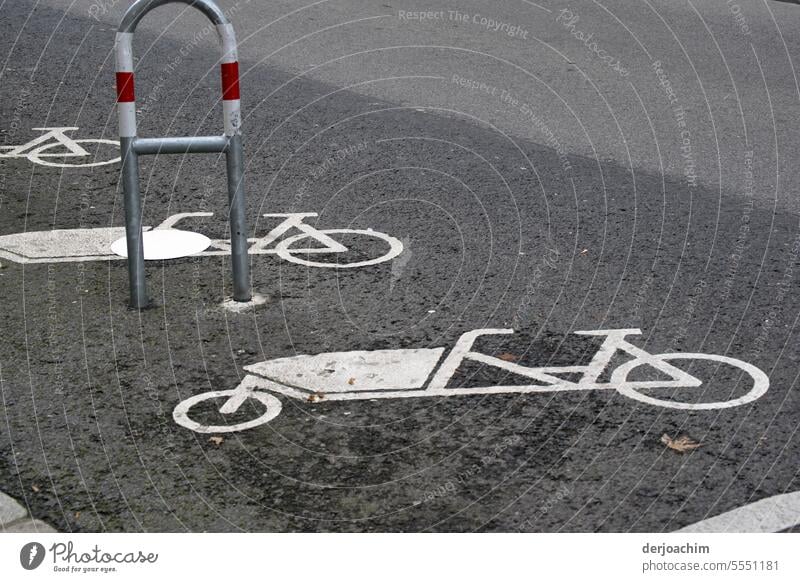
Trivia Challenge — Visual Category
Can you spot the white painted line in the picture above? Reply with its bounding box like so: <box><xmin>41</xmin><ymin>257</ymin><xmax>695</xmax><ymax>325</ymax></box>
<box><xmin>111</xmin><ymin>229</ymin><xmax>211</xmax><ymax>260</ymax></box>
<box><xmin>676</xmin><ymin>491</ymin><xmax>800</xmax><ymax>533</ymax></box>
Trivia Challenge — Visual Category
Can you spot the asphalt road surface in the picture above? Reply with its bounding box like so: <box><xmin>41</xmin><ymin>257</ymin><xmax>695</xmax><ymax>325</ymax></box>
<box><xmin>0</xmin><ymin>0</ymin><xmax>798</xmax><ymax>532</ymax></box>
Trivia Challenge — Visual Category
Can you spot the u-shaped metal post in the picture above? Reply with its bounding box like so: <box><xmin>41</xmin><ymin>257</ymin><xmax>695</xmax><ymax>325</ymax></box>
<box><xmin>116</xmin><ymin>0</ymin><xmax>250</xmax><ymax>308</ymax></box>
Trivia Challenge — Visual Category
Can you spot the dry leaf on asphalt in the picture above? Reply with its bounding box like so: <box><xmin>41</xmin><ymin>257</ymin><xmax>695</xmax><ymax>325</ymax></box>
<box><xmin>307</xmin><ymin>391</ymin><xmax>326</xmax><ymax>402</ymax></box>
<box><xmin>208</xmin><ymin>436</ymin><xmax>224</xmax><ymax>446</ymax></box>
<box><xmin>497</xmin><ymin>353</ymin><xmax>518</xmax><ymax>362</ymax></box>
<box><xmin>31</xmin><ymin>484</ymin><xmax>40</xmax><ymax>493</ymax></box>
<box><xmin>347</xmin><ymin>377</ymin><xmax>356</xmax><ymax>385</ymax></box>
<box><xmin>661</xmin><ymin>434</ymin><xmax>702</xmax><ymax>453</ymax></box>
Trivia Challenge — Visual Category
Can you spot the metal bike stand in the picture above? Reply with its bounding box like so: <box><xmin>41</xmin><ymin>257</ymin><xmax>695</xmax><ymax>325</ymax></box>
<box><xmin>115</xmin><ymin>0</ymin><xmax>250</xmax><ymax>308</ymax></box>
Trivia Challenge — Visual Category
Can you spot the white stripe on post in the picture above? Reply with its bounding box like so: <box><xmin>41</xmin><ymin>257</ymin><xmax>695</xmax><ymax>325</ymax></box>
<box><xmin>222</xmin><ymin>96</ymin><xmax>241</xmax><ymax>136</ymax></box>
<box><xmin>217</xmin><ymin>24</ymin><xmax>238</xmax><ymax>63</ymax></box>
<box><xmin>117</xmin><ymin>102</ymin><xmax>137</xmax><ymax>138</ymax></box>
<box><xmin>115</xmin><ymin>32</ymin><xmax>134</xmax><ymax>71</ymax></box>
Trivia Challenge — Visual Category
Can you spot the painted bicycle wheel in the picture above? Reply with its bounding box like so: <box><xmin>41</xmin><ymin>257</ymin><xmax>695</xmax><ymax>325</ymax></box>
<box><xmin>612</xmin><ymin>353</ymin><xmax>769</xmax><ymax>410</ymax></box>
<box><xmin>173</xmin><ymin>389</ymin><xmax>282</xmax><ymax>433</ymax></box>
<box><xmin>274</xmin><ymin>228</ymin><xmax>404</xmax><ymax>268</ymax></box>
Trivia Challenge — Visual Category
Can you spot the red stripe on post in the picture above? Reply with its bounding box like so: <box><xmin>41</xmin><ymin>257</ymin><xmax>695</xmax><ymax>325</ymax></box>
<box><xmin>221</xmin><ymin>62</ymin><xmax>240</xmax><ymax>100</ymax></box>
<box><xmin>116</xmin><ymin>71</ymin><xmax>135</xmax><ymax>102</ymax></box>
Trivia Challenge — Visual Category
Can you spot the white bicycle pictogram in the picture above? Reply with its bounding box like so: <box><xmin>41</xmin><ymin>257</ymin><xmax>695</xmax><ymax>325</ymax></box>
<box><xmin>0</xmin><ymin>212</ymin><xmax>404</xmax><ymax>268</ymax></box>
<box><xmin>173</xmin><ymin>327</ymin><xmax>770</xmax><ymax>433</ymax></box>
<box><xmin>187</xmin><ymin>212</ymin><xmax>404</xmax><ymax>268</ymax></box>
<box><xmin>0</xmin><ymin>127</ymin><xmax>120</xmax><ymax>167</ymax></box>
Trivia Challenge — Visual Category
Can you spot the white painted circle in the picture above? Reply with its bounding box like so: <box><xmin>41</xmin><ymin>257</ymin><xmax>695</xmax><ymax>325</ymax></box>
<box><xmin>111</xmin><ymin>229</ymin><xmax>211</xmax><ymax>260</ymax></box>
<box><xmin>173</xmin><ymin>389</ymin><xmax>282</xmax><ymax>434</ymax></box>
<box><xmin>26</xmin><ymin>139</ymin><xmax>120</xmax><ymax>167</ymax></box>
<box><xmin>274</xmin><ymin>228</ymin><xmax>404</xmax><ymax>268</ymax></box>
<box><xmin>612</xmin><ymin>353</ymin><xmax>769</xmax><ymax>410</ymax></box>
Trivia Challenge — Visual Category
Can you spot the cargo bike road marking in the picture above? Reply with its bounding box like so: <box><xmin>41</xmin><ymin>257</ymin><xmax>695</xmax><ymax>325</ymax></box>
<box><xmin>173</xmin><ymin>327</ymin><xmax>770</xmax><ymax>434</ymax></box>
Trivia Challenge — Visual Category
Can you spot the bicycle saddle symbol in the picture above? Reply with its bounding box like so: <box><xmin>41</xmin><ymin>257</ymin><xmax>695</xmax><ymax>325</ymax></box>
<box><xmin>173</xmin><ymin>328</ymin><xmax>770</xmax><ymax>433</ymax></box>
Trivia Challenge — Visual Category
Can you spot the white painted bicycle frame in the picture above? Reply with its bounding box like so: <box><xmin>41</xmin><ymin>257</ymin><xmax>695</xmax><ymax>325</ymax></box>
<box><xmin>173</xmin><ymin>328</ymin><xmax>770</xmax><ymax>433</ymax></box>
<box><xmin>0</xmin><ymin>127</ymin><xmax>119</xmax><ymax>167</ymax></box>
<box><xmin>0</xmin><ymin>212</ymin><xmax>403</xmax><ymax>268</ymax></box>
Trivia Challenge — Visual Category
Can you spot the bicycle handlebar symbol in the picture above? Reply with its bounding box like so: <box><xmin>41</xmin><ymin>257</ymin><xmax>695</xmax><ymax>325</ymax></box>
<box><xmin>0</xmin><ymin>127</ymin><xmax>120</xmax><ymax>167</ymax></box>
<box><xmin>173</xmin><ymin>328</ymin><xmax>770</xmax><ymax>433</ymax></box>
